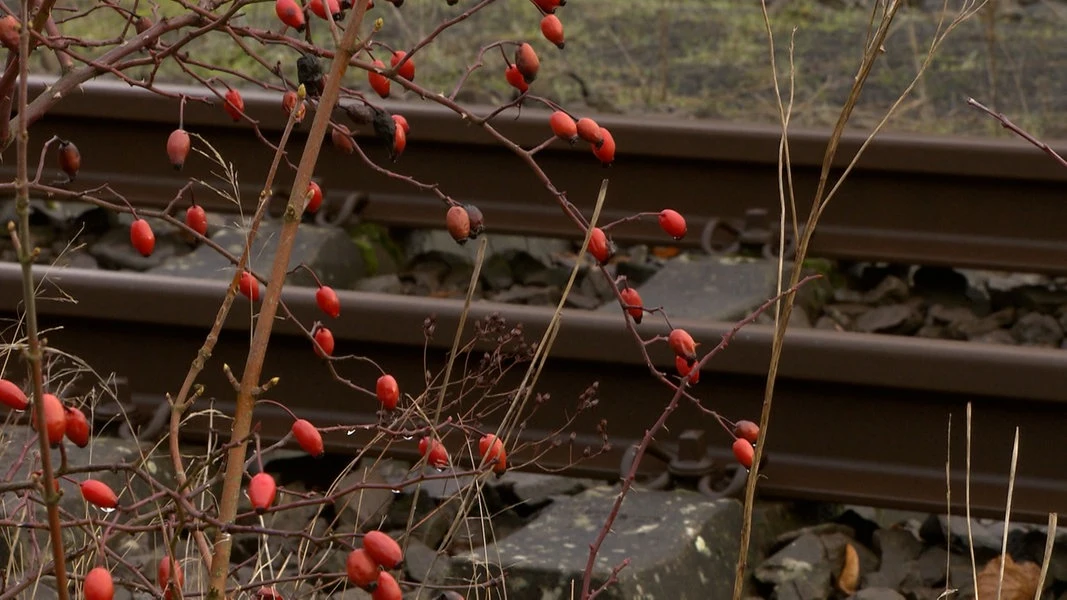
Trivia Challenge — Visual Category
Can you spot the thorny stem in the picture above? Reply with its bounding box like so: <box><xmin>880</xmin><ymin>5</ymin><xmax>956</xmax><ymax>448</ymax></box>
<box><xmin>206</xmin><ymin>2</ymin><xmax>372</xmax><ymax>597</ymax></box>
<box><xmin>13</xmin><ymin>0</ymin><xmax>69</xmax><ymax>596</ymax></box>
<box><xmin>967</xmin><ymin>97</ymin><xmax>1067</xmax><ymax>169</ymax></box>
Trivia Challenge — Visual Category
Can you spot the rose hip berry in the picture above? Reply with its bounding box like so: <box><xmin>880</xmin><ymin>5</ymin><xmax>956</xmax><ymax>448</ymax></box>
<box><xmin>185</xmin><ymin>204</ymin><xmax>208</xmax><ymax>238</ymax></box>
<box><xmin>84</xmin><ymin>567</ymin><xmax>115</xmax><ymax>600</ymax></box>
<box><xmin>504</xmin><ymin>64</ymin><xmax>529</xmax><ymax>93</ymax></box>
<box><xmin>332</xmin><ymin>124</ymin><xmax>355</xmax><ymax>155</ymax></box>
<box><xmin>64</xmin><ymin>406</ymin><xmax>90</xmax><ymax>448</ymax></box>
<box><xmin>369</xmin><ymin>59</ymin><xmax>390</xmax><ymax>98</ymax></box>
<box><xmin>675</xmin><ymin>355</ymin><xmax>699</xmax><ymax>384</ymax></box>
<box><xmin>282</xmin><ymin>90</ymin><xmax>306</xmax><ymax>122</ymax></box>
<box><xmin>247</xmin><ymin>472</ymin><xmax>277</xmax><ymax>512</ymax></box>
<box><xmin>466</xmin><ymin>204</ymin><xmax>485</xmax><ymax>238</ymax></box>
<box><xmin>306</xmin><ymin>181</ymin><xmax>323</xmax><ymax>214</ymax></box>
<box><xmin>33</xmin><ymin>393</ymin><xmax>66</xmax><ymax>446</ymax></box>
<box><xmin>478</xmin><ymin>433</ymin><xmax>507</xmax><ymax>474</ymax></box>
<box><xmin>734</xmin><ymin>420</ymin><xmax>760</xmax><ymax>444</ymax></box>
<box><xmin>586</xmin><ymin>227</ymin><xmax>614</xmax><ymax>265</ymax></box>
<box><xmin>390</xmin><ymin>50</ymin><xmax>415</xmax><ymax>81</ymax></box>
<box><xmin>732</xmin><ymin>438</ymin><xmax>755</xmax><ymax>469</ymax></box>
<box><xmin>372</xmin><ymin>571</ymin><xmax>402</xmax><ymax>600</ymax></box>
<box><xmin>80</xmin><ymin>479</ymin><xmax>119</xmax><ymax>509</ymax></box>
<box><xmin>618</xmin><ymin>287</ymin><xmax>644</xmax><ymax>324</ymax></box>
<box><xmin>540</xmin><ymin>14</ymin><xmax>565</xmax><ymax>49</ymax></box>
<box><xmin>575</xmin><ymin>118</ymin><xmax>603</xmax><ymax>146</ymax></box>
<box><xmin>167</xmin><ymin>129</ymin><xmax>191</xmax><ymax>170</ymax></box>
<box><xmin>0</xmin><ymin>379</ymin><xmax>27</xmax><ymax>410</ymax></box>
<box><xmin>275</xmin><ymin>0</ymin><xmax>306</xmax><ymax>30</ymax></box>
<box><xmin>658</xmin><ymin>209</ymin><xmax>687</xmax><ymax>240</ymax></box>
<box><xmin>392</xmin><ymin>125</ymin><xmax>407</xmax><ymax>162</ymax></box>
<box><xmin>292</xmin><ymin>419</ymin><xmax>324</xmax><ymax>458</ymax></box>
<box><xmin>514</xmin><ymin>43</ymin><xmax>540</xmax><ymax>83</ymax></box>
<box><xmin>158</xmin><ymin>556</ymin><xmax>184</xmax><ymax>600</ymax></box>
<box><xmin>362</xmin><ymin>530</ymin><xmax>403</xmax><ymax>569</ymax></box>
<box><xmin>392</xmin><ymin>114</ymin><xmax>410</xmax><ymax>135</ymax></box>
<box><xmin>446</xmin><ymin>205</ymin><xmax>471</xmax><ymax>244</ymax></box>
<box><xmin>376</xmin><ymin>374</ymin><xmax>399</xmax><ymax>410</ymax></box>
<box><xmin>239</xmin><ymin>271</ymin><xmax>260</xmax><ymax>302</ymax></box>
<box><xmin>592</xmin><ymin>127</ymin><xmax>616</xmax><ymax>165</ymax></box>
<box><xmin>130</xmin><ymin>219</ymin><xmax>155</xmax><ymax>257</ymax></box>
<box><xmin>549</xmin><ymin>111</ymin><xmax>578</xmax><ymax>143</ymax></box>
<box><xmin>668</xmin><ymin>328</ymin><xmax>697</xmax><ymax>364</ymax></box>
<box><xmin>419</xmin><ymin>436</ymin><xmax>449</xmax><ymax>469</ymax></box>
<box><xmin>309</xmin><ymin>0</ymin><xmax>342</xmax><ymax>20</ymax></box>
<box><xmin>316</xmin><ymin>285</ymin><xmax>340</xmax><ymax>318</ymax></box>
<box><xmin>58</xmin><ymin>140</ymin><xmax>80</xmax><ymax>180</ymax></box>
<box><xmin>346</xmin><ymin>548</ymin><xmax>379</xmax><ymax>590</ymax></box>
<box><xmin>313</xmin><ymin>325</ymin><xmax>335</xmax><ymax>358</ymax></box>
<box><xmin>223</xmin><ymin>89</ymin><xmax>244</xmax><ymax>122</ymax></box>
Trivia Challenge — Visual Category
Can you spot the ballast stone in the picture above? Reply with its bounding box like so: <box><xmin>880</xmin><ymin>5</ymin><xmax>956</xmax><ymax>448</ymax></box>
<box><xmin>452</xmin><ymin>485</ymin><xmax>742</xmax><ymax>599</ymax></box>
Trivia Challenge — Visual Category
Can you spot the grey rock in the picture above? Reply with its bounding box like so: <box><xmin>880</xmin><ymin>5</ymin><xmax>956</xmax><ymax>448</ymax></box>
<box><xmin>333</xmin><ymin>465</ymin><xmax>395</xmax><ymax>532</ymax></box>
<box><xmin>606</xmin><ymin>256</ymin><xmax>780</xmax><ymax>322</ymax></box>
<box><xmin>970</xmin><ymin>329</ymin><xmax>1017</xmax><ymax>345</ymax></box>
<box><xmin>1011</xmin><ymin>312</ymin><xmax>1064</xmax><ymax>346</ymax></box>
<box><xmin>870</xmin><ymin>528</ymin><xmax>923</xmax><ymax>590</ymax></box>
<box><xmin>757</xmin><ymin>533</ymin><xmax>833</xmax><ymax>600</ymax></box>
<box><xmin>355</xmin><ymin>274</ymin><xmax>405</xmax><ymax>295</ymax></box>
<box><xmin>151</xmin><ymin>220</ymin><xmax>367</xmax><ymax>289</ymax></box>
<box><xmin>453</xmin><ymin>486</ymin><xmax>742</xmax><ymax>599</ymax></box>
<box><xmin>916</xmin><ymin>325</ymin><xmax>949</xmax><ymax>339</ymax></box>
<box><xmin>54</xmin><ymin>250</ymin><xmax>99</xmax><ymax>269</ymax></box>
<box><xmin>564</xmin><ymin>288</ymin><xmax>606</xmax><ymax>309</ymax></box>
<box><xmin>404</xmin><ymin>537</ymin><xmax>452</xmax><ymax>585</ymax></box>
<box><xmin>479</xmin><ymin>253</ymin><xmax>514</xmax><ymax>290</ymax></box>
<box><xmin>815</xmin><ymin>316</ymin><xmax>842</xmax><ymax>331</ymax></box>
<box><xmin>385</xmin><ymin>477</ymin><xmax>460</xmax><ymax>550</ymax></box>
<box><xmin>329</xmin><ymin>587</ymin><xmax>373</xmax><ymax>599</ymax></box>
<box><xmin>615</xmin><ymin>245</ymin><xmax>662</xmax><ymax>285</ymax></box>
<box><xmin>916</xmin><ymin>546</ymin><xmax>949</xmax><ymax>586</ymax></box>
<box><xmin>850</xmin><ymin>588</ymin><xmax>906</xmax><ymax>600</ymax></box>
<box><xmin>490</xmin><ymin>284</ymin><xmax>558</xmax><ymax>306</ymax></box>
<box><xmin>952</xmin><ymin>307</ymin><xmax>1015</xmax><ymax>339</ymax></box>
<box><xmin>498</xmin><ymin>471</ymin><xmax>598</xmax><ymax>507</ymax></box>
<box><xmin>90</xmin><ymin>227</ymin><xmax>182</xmax><ymax>271</ymax></box>
<box><xmin>853</xmin><ymin>304</ymin><xmax>923</xmax><ymax>334</ymax></box>
<box><xmin>927</xmin><ymin>304</ymin><xmax>977</xmax><ymax>327</ymax></box>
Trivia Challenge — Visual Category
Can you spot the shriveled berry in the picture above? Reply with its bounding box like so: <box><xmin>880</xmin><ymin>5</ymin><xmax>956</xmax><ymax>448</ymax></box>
<box><xmin>504</xmin><ymin>64</ymin><xmax>528</xmax><ymax>93</ymax></box>
<box><xmin>734</xmin><ymin>420</ymin><xmax>760</xmax><ymax>444</ymax></box>
<box><xmin>313</xmin><ymin>326</ymin><xmax>335</xmax><ymax>358</ymax></box>
<box><xmin>84</xmin><ymin>567</ymin><xmax>115</xmax><ymax>600</ymax></box>
<box><xmin>575</xmin><ymin>118</ymin><xmax>602</xmax><ymax>146</ymax></box>
<box><xmin>658</xmin><ymin>209</ymin><xmax>687</xmax><ymax>240</ymax></box>
<box><xmin>292</xmin><ymin>419</ymin><xmax>324</xmax><ymax>457</ymax></box>
<box><xmin>478</xmin><ymin>433</ymin><xmax>507</xmax><ymax>474</ymax></box>
<box><xmin>32</xmin><ymin>393</ymin><xmax>66</xmax><ymax>446</ymax></box>
<box><xmin>732</xmin><ymin>438</ymin><xmax>755</xmax><ymax>469</ymax></box>
<box><xmin>306</xmin><ymin>181</ymin><xmax>324</xmax><ymax>214</ymax></box>
<box><xmin>64</xmin><ymin>406</ymin><xmax>90</xmax><ymax>448</ymax></box>
<box><xmin>158</xmin><ymin>556</ymin><xmax>184</xmax><ymax>600</ymax></box>
<box><xmin>332</xmin><ymin>124</ymin><xmax>355</xmax><ymax>154</ymax></box>
<box><xmin>167</xmin><ymin>129</ymin><xmax>191</xmax><ymax>170</ymax></box>
<box><xmin>368</xmin><ymin>59</ymin><xmax>390</xmax><ymax>98</ymax></box>
<box><xmin>586</xmin><ymin>227</ymin><xmax>613</xmax><ymax>265</ymax></box>
<box><xmin>346</xmin><ymin>548</ymin><xmax>379</xmax><ymax>589</ymax></box>
<box><xmin>618</xmin><ymin>287</ymin><xmax>643</xmax><ymax>324</ymax></box>
<box><xmin>316</xmin><ymin>286</ymin><xmax>340</xmax><ymax>318</ymax></box>
<box><xmin>247</xmin><ymin>472</ymin><xmax>277</xmax><ymax>512</ymax></box>
<box><xmin>592</xmin><ymin>127</ymin><xmax>615</xmax><ymax>165</ymax></box>
<box><xmin>540</xmin><ymin>14</ymin><xmax>565</xmax><ymax>49</ymax></box>
<box><xmin>130</xmin><ymin>219</ymin><xmax>155</xmax><ymax>257</ymax></box>
<box><xmin>80</xmin><ymin>479</ymin><xmax>118</xmax><ymax>509</ymax></box>
<box><xmin>275</xmin><ymin>0</ymin><xmax>306</xmax><ymax>30</ymax></box>
<box><xmin>239</xmin><ymin>271</ymin><xmax>261</xmax><ymax>302</ymax></box>
<box><xmin>446</xmin><ymin>205</ymin><xmax>470</xmax><ymax>244</ymax></box>
<box><xmin>419</xmin><ymin>437</ymin><xmax>449</xmax><ymax>468</ymax></box>
<box><xmin>668</xmin><ymin>328</ymin><xmax>697</xmax><ymax>364</ymax></box>
<box><xmin>376</xmin><ymin>374</ymin><xmax>399</xmax><ymax>410</ymax></box>
<box><xmin>282</xmin><ymin>90</ymin><xmax>306</xmax><ymax>122</ymax></box>
<box><xmin>372</xmin><ymin>571</ymin><xmax>402</xmax><ymax>600</ymax></box>
<box><xmin>549</xmin><ymin>111</ymin><xmax>578</xmax><ymax>143</ymax></box>
<box><xmin>58</xmin><ymin>140</ymin><xmax>80</xmax><ymax>180</ymax></box>
<box><xmin>224</xmin><ymin>89</ymin><xmax>244</xmax><ymax>122</ymax></box>
<box><xmin>514</xmin><ymin>43</ymin><xmax>540</xmax><ymax>83</ymax></box>
<box><xmin>465</xmin><ymin>204</ymin><xmax>484</xmax><ymax>238</ymax></box>
<box><xmin>362</xmin><ymin>530</ymin><xmax>403</xmax><ymax>569</ymax></box>
<box><xmin>185</xmin><ymin>205</ymin><xmax>208</xmax><ymax>237</ymax></box>
<box><xmin>675</xmin><ymin>355</ymin><xmax>699</xmax><ymax>384</ymax></box>
<box><xmin>390</xmin><ymin>50</ymin><xmax>415</xmax><ymax>81</ymax></box>
<box><xmin>0</xmin><ymin>379</ymin><xmax>27</xmax><ymax>410</ymax></box>
<box><xmin>392</xmin><ymin>114</ymin><xmax>410</xmax><ymax>135</ymax></box>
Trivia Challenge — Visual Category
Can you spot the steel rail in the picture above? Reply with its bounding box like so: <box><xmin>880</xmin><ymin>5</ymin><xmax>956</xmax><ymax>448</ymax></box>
<box><xmin>15</xmin><ymin>77</ymin><xmax>1067</xmax><ymax>274</ymax></box>
<box><xmin>2</xmin><ymin>263</ymin><xmax>1065</xmax><ymax>523</ymax></box>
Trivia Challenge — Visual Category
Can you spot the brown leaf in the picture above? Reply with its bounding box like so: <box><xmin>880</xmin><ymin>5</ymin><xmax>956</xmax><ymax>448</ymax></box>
<box><xmin>975</xmin><ymin>553</ymin><xmax>1041</xmax><ymax>600</ymax></box>
<box><xmin>836</xmin><ymin>542</ymin><xmax>860</xmax><ymax>595</ymax></box>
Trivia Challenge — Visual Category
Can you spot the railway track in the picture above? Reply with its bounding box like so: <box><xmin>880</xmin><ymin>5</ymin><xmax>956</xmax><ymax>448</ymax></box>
<box><xmin>0</xmin><ymin>78</ymin><xmax>1065</xmax><ymax>523</ymax></box>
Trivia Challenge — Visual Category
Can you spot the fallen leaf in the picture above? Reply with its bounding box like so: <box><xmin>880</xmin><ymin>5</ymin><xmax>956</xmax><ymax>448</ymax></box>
<box><xmin>975</xmin><ymin>553</ymin><xmax>1040</xmax><ymax>600</ymax></box>
<box><xmin>651</xmin><ymin>246</ymin><xmax>681</xmax><ymax>259</ymax></box>
<box><xmin>836</xmin><ymin>542</ymin><xmax>859</xmax><ymax>595</ymax></box>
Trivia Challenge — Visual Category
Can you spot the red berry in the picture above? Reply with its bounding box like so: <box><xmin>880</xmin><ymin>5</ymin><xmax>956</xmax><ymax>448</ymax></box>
<box><xmin>592</xmin><ymin>127</ymin><xmax>615</xmax><ymax>165</ymax></box>
<box><xmin>532</xmin><ymin>0</ymin><xmax>563</xmax><ymax>13</ymax></box>
<box><xmin>466</xmin><ymin>204</ymin><xmax>485</xmax><ymax>238</ymax></box>
<box><xmin>732</xmin><ymin>438</ymin><xmax>755</xmax><ymax>469</ymax></box>
<box><xmin>392</xmin><ymin>125</ymin><xmax>406</xmax><ymax>162</ymax></box>
<box><xmin>668</xmin><ymin>328</ymin><xmax>697</xmax><ymax>364</ymax></box>
<box><xmin>658</xmin><ymin>209</ymin><xmax>687</xmax><ymax>240</ymax></box>
<box><xmin>362</xmin><ymin>530</ymin><xmax>403</xmax><ymax>569</ymax></box>
<box><xmin>376</xmin><ymin>374</ymin><xmax>399</xmax><ymax>410</ymax></box>
<box><xmin>158</xmin><ymin>556</ymin><xmax>184</xmax><ymax>600</ymax></box>
<box><xmin>310</xmin><ymin>0</ymin><xmax>342</xmax><ymax>20</ymax></box>
<box><xmin>446</xmin><ymin>205</ymin><xmax>470</xmax><ymax>244</ymax></box>
<box><xmin>392</xmin><ymin>114</ymin><xmax>410</xmax><ymax>135</ymax></box>
<box><xmin>419</xmin><ymin>437</ymin><xmax>449</xmax><ymax>469</ymax></box>
<box><xmin>248</xmin><ymin>472</ymin><xmax>277</xmax><ymax>512</ymax></box>
<box><xmin>64</xmin><ymin>406</ymin><xmax>90</xmax><ymax>448</ymax></box>
<box><xmin>316</xmin><ymin>286</ymin><xmax>340</xmax><ymax>318</ymax></box>
<box><xmin>675</xmin><ymin>355</ymin><xmax>699</xmax><ymax>384</ymax></box>
<box><xmin>33</xmin><ymin>393</ymin><xmax>66</xmax><ymax>446</ymax></box>
<box><xmin>0</xmin><ymin>16</ymin><xmax>19</xmax><ymax>52</ymax></box>
<box><xmin>313</xmin><ymin>326</ymin><xmax>335</xmax><ymax>358</ymax></box>
<box><xmin>346</xmin><ymin>548</ymin><xmax>379</xmax><ymax>589</ymax></box>
<box><xmin>734</xmin><ymin>420</ymin><xmax>760</xmax><ymax>444</ymax></box>
<box><xmin>586</xmin><ymin>227</ymin><xmax>613</xmax><ymax>265</ymax></box>
<box><xmin>57</xmin><ymin>140</ymin><xmax>80</xmax><ymax>180</ymax></box>
<box><xmin>514</xmin><ymin>43</ymin><xmax>540</xmax><ymax>83</ymax></box>
<box><xmin>0</xmin><ymin>379</ymin><xmax>27</xmax><ymax>410</ymax></box>
<box><xmin>618</xmin><ymin>287</ymin><xmax>643</xmax><ymax>324</ymax></box>
<box><xmin>256</xmin><ymin>586</ymin><xmax>283</xmax><ymax>600</ymax></box>
<box><xmin>504</xmin><ymin>64</ymin><xmax>528</xmax><ymax>93</ymax></box>
<box><xmin>369</xmin><ymin>59</ymin><xmax>390</xmax><ymax>98</ymax></box>
<box><xmin>185</xmin><ymin>205</ymin><xmax>208</xmax><ymax>237</ymax></box>
<box><xmin>130</xmin><ymin>219</ymin><xmax>155</xmax><ymax>257</ymax></box>
<box><xmin>167</xmin><ymin>129</ymin><xmax>191</xmax><ymax>170</ymax></box>
<box><xmin>372</xmin><ymin>571</ymin><xmax>402</xmax><ymax>600</ymax></box>
<box><xmin>292</xmin><ymin>419</ymin><xmax>324</xmax><ymax>458</ymax></box>
<box><xmin>549</xmin><ymin>111</ymin><xmax>578</xmax><ymax>143</ymax></box>
<box><xmin>223</xmin><ymin>89</ymin><xmax>244</xmax><ymax>122</ymax></box>
<box><xmin>275</xmin><ymin>0</ymin><xmax>306</xmax><ymax>30</ymax></box>
<box><xmin>84</xmin><ymin>567</ymin><xmax>115</xmax><ymax>600</ymax></box>
<box><xmin>540</xmin><ymin>14</ymin><xmax>565</xmax><ymax>49</ymax></box>
<box><xmin>306</xmin><ymin>181</ymin><xmax>323</xmax><ymax>214</ymax></box>
<box><xmin>575</xmin><ymin>118</ymin><xmax>602</xmax><ymax>146</ymax></box>
<box><xmin>282</xmin><ymin>90</ymin><xmax>306</xmax><ymax>122</ymax></box>
<box><xmin>332</xmin><ymin>124</ymin><xmax>355</xmax><ymax>155</ymax></box>
<box><xmin>478</xmin><ymin>433</ymin><xmax>507</xmax><ymax>474</ymax></box>
<box><xmin>390</xmin><ymin>50</ymin><xmax>415</xmax><ymax>81</ymax></box>
<box><xmin>239</xmin><ymin>271</ymin><xmax>261</xmax><ymax>302</ymax></box>
<box><xmin>80</xmin><ymin>479</ymin><xmax>118</xmax><ymax>509</ymax></box>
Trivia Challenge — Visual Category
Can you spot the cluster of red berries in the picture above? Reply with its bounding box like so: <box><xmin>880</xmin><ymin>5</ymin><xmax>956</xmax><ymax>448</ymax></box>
<box><xmin>346</xmin><ymin>531</ymin><xmax>404</xmax><ymax>599</ymax></box>
<box><xmin>444</xmin><ymin>204</ymin><xmax>485</xmax><ymax>245</ymax></box>
<box><xmin>549</xmin><ymin>111</ymin><xmax>615</xmax><ymax>166</ymax></box>
<box><xmin>0</xmin><ymin>379</ymin><xmax>91</xmax><ymax>449</ymax></box>
<box><xmin>416</xmin><ymin>432</ymin><xmax>507</xmax><ymax>474</ymax></box>
<box><xmin>82</xmin><ymin>555</ymin><xmax>186</xmax><ymax>600</ymax></box>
